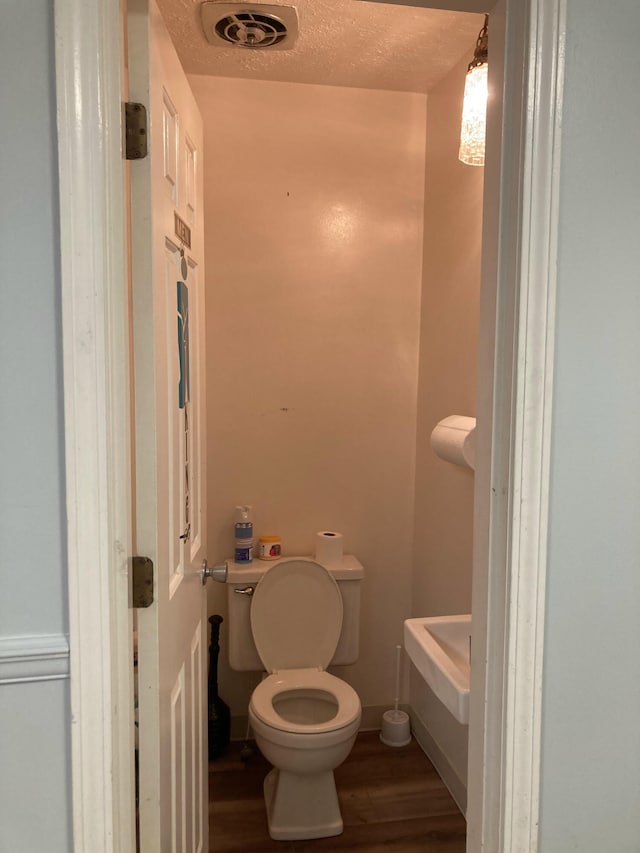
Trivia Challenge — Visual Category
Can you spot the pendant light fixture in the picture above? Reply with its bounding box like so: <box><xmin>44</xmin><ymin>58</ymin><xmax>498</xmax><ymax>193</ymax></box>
<box><xmin>459</xmin><ymin>14</ymin><xmax>489</xmax><ymax>167</ymax></box>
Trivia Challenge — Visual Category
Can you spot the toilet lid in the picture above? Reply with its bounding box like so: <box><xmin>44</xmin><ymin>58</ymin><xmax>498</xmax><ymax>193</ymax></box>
<box><xmin>250</xmin><ymin>559</ymin><xmax>343</xmax><ymax>673</ymax></box>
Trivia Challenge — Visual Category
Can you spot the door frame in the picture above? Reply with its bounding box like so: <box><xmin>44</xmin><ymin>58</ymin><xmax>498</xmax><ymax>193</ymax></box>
<box><xmin>54</xmin><ymin>1</ymin><xmax>136</xmax><ymax>850</ymax></box>
<box><xmin>54</xmin><ymin>0</ymin><xmax>565</xmax><ymax>851</ymax></box>
<box><xmin>467</xmin><ymin>1</ymin><xmax>565</xmax><ymax>850</ymax></box>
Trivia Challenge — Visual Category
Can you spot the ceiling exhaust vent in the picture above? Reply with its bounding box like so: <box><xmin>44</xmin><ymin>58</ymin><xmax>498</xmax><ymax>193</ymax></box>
<box><xmin>200</xmin><ymin>3</ymin><xmax>298</xmax><ymax>50</ymax></box>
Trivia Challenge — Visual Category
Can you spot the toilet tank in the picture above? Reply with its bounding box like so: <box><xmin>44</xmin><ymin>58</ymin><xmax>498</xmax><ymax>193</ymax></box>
<box><xmin>226</xmin><ymin>555</ymin><xmax>363</xmax><ymax>671</ymax></box>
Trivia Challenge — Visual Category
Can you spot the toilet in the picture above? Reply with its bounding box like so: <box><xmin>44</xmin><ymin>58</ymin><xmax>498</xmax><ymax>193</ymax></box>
<box><xmin>234</xmin><ymin>557</ymin><xmax>362</xmax><ymax>841</ymax></box>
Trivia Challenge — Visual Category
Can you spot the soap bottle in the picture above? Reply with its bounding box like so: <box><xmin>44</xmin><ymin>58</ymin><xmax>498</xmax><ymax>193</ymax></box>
<box><xmin>234</xmin><ymin>505</ymin><xmax>253</xmax><ymax>563</ymax></box>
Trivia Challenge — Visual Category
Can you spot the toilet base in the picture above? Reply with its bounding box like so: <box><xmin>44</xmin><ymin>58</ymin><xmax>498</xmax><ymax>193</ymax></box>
<box><xmin>263</xmin><ymin>767</ymin><xmax>343</xmax><ymax>841</ymax></box>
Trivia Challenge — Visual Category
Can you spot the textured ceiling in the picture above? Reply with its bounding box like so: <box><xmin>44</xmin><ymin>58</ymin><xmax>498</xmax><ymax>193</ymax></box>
<box><xmin>157</xmin><ymin>0</ymin><xmax>483</xmax><ymax>94</ymax></box>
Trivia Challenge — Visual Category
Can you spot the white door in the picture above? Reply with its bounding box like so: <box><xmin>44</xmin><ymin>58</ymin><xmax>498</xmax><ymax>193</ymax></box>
<box><xmin>128</xmin><ymin>1</ymin><xmax>208</xmax><ymax>850</ymax></box>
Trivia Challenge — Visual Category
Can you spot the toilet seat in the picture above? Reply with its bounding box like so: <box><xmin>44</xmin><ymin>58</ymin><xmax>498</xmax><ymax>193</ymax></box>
<box><xmin>250</xmin><ymin>560</ymin><xmax>360</xmax><ymax>736</ymax></box>
<box><xmin>250</xmin><ymin>668</ymin><xmax>361</xmax><ymax>734</ymax></box>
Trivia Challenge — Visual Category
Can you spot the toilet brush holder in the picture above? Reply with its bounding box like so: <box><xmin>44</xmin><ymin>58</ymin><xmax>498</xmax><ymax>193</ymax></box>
<box><xmin>380</xmin><ymin>709</ymin><xmax>411</xmax><ymax>747</ymax></box>
<box><xmin>380</xmin><ymin>644</ymin><xmax>411</xmax><ymax>747</ymax></box>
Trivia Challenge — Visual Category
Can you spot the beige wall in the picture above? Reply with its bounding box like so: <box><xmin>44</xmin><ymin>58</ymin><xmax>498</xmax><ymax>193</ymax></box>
<box><xmin>413</xmin><ymin>56</ymin><xmax>483</xmax><ymax>617</ymax></box>
<box><xmin>410</xmin><ymin>55</ymin><xmax>484</xmax><ymax>796</ymax></box>
<box><xmin>190</xmin><ymin>75</ymin><xmax>426</xmax><ymax>718</ymax></box>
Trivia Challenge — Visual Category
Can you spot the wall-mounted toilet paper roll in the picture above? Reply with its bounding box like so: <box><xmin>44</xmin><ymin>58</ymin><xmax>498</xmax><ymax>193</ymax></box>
<box><xmin>314</xmin><ymin>531</ymin><xmax>344</xmax><ymax>566</ymax></box>
<box><xmin>430</xmin><ymin>416</ymin><xmax>476</xmax><ymax>470</ymax></box>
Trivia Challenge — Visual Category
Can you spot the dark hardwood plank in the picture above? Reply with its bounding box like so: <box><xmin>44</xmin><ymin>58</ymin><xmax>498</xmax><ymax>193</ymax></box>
<box><xmin>209</xmin><ymin>731</ymin><xmax>466</xmax><ymax>852</ymax></box>
<box><xmin>292</xmin><ymin>813</ymin><xmax>467</xmax><ymax>852</ymax></box>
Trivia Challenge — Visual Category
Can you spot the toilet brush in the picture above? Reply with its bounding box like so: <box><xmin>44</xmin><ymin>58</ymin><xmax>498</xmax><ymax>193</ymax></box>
<box><xmin>380</xmin><ymin>644</ymin><xmax>411</xmax><ymax>747</ymax></box>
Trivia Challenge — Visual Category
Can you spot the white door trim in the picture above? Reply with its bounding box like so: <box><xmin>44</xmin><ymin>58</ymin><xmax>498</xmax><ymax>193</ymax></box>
<box><xmin>500</xmin><ymin>3</ymin><xmax>565</xmax><ymax>848</ymax></box>
<box><xmin>467</xmin><ymin>1</ymin><xmax>566</xmax><ymax>850</ymax></box>
<box><xmin>54</xmin><ymin>1</ymin><xmax>135</xmax><ymax>851</ymax></box>
<box><xmin>54</xmin><ymin>0</ymin><xmax>565</xmax><ymax>851</ymax></box>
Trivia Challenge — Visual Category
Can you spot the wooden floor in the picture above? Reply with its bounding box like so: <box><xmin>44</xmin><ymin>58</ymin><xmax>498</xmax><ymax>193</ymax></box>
<box><xmin>209</xmin><ymin>731</ymin><xmax>466</xmax><ymax>852</ymax></box>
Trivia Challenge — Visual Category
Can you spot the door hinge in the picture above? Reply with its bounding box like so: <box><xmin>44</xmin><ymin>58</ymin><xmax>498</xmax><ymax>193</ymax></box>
<box><xmin>124</xmin><ymin>102</ymin><xmax>148</xmax><ymax>160</ymax></box>
<box><xmin>132</xmin><ymin>556</ymin><xmax>154</xmax><ymax>607</ymax></box>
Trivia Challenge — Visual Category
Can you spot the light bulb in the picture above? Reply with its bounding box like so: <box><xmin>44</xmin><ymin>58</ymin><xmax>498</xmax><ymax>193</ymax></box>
<box><xmin>459</xmin><ymin>62</ymin><xmax>488</xmax><ymax>167</ymax></box>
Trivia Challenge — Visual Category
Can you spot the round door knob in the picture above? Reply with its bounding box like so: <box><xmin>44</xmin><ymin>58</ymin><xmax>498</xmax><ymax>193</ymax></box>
<box><xmin>200</xmin><ymin>559</ymin><xmax>228</xmax><ymax>586</ymax></box>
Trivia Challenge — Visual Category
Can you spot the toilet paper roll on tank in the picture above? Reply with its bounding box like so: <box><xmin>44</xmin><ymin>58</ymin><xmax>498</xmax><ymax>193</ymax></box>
<box><xmin>314</xmin><ymin>531</ymin><xmax>344</xmax><ymax>566</ymax></box>
<box><xmin>430</xmin><ymin>415</ymin><xmax>476</xmax><ymax>471</ymax></box>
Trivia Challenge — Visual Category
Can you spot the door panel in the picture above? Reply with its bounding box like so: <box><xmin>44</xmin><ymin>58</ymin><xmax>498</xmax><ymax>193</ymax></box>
<box><xmin>128</xmin><ymin>1</ymin><xmax>207</xmax><ymax>850</ymax></box>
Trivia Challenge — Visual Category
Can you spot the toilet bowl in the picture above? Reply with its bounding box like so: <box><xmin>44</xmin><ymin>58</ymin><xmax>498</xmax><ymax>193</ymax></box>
<box><xmin>247</xmin><ymin>559</ymin><xmax>362</xmax><ymax>841</ymax></box>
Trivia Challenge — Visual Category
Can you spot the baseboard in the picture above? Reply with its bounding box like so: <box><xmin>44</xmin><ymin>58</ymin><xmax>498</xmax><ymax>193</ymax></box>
<box><xmin>409</xmin><ymin>707</ymin><xmax>467</xmax><ymax>815</ymax></box>
<box><xmin>359</xmin><ymin>703</ymin><xmax>408</xmax><ymax>731</ymax></box>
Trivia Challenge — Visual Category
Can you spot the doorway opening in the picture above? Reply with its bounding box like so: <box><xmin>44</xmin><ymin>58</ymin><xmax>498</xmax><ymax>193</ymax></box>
<box><xmin>56</xmin><ymin>0</ymin><xmax>563</xmax><ymax>850</ymax></box>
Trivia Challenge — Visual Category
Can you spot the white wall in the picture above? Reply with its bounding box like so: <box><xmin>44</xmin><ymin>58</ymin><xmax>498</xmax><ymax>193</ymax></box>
<box><xmin>413</xmin><ymin>53</ymin><xmax>482</xmax><ymax>619</ymax></box>
<box><xmin>189</xmin><ymin>75</ymin><xmax>426</xmax><ymax>721</ymax></box>
<box><xmin>409</xmin><ymin>54</ymin><xmax>483</xmax><ymax>805</ymax></box>
<box><xmin>538</xmin><ymin>1</ymin><xmax>640</xmax><ymax>849</ymax></box>
<box><xmin>0</xmin><ymin>3</ymin><xmax>72</xmax><ymax>851</ymax></box>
